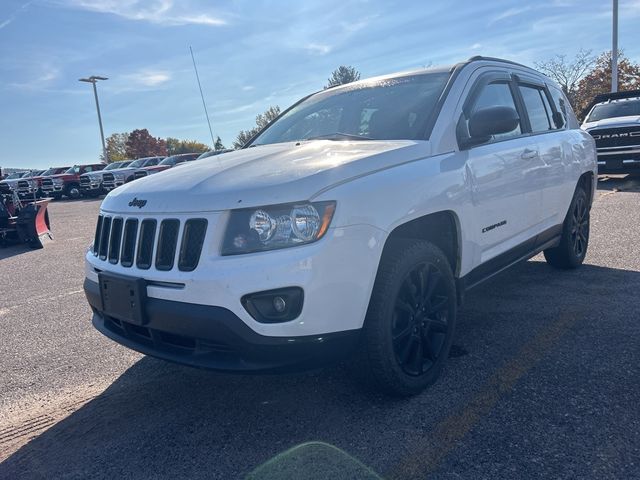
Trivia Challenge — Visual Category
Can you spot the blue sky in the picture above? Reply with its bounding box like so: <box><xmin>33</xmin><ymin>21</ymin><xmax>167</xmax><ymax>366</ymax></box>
<box><xmin>1</xmin><ymin>0</ymin><xmax>639</xmax><ymax>169</ymax></box>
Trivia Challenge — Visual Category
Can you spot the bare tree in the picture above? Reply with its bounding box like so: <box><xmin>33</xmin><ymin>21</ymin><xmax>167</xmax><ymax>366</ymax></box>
<box><xmin>535</xmin><ymin>49</ymin><xmax>596</xmax><ymax>106</ymax></box>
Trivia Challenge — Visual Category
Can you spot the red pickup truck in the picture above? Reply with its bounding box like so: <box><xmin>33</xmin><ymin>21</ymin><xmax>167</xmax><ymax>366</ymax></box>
<box><xmin>41</xmin><ymin>163</ymin><xmax>106</xmax><ymax>199</ymax></box>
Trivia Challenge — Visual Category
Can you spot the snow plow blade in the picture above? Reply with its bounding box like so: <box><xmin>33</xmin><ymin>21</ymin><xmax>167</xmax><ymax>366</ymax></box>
<box><xmin>16</xmin><ymin>199</ymin><xmax>53</xmax><ymax>249</ymax></box>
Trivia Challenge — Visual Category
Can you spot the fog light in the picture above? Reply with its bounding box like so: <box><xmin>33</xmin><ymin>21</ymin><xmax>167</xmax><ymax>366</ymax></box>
<box><xmin>241</xmin><ymin>287</ymin><xmax>304</xmax><ymax>323</ymax></box>
<box><xmin>273</xmin><ymin>296</ymin><xmax>286</xmax><ymax>313</ymax></box>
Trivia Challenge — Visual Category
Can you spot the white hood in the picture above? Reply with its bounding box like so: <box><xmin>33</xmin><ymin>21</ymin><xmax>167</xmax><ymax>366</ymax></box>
<box><xmin>101</xmin><ymin>140</ymin><xmax>429</xmax><ymax>213</ymax></box>
<box><xmin>582</xmin><ymin>115</ymin><xmax>640</xmax><ymax>131</ymax></box>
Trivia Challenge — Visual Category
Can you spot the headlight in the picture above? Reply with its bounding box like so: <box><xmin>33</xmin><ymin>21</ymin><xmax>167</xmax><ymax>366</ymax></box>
<box><xmin>221</xmin><ymin>201</ymin><xmax>336</xmax><ymax>255</ymax></box>
<box><xmin>53</xmin><ymin>178</ymin><xmax>64</xmax><ymax>185</ymax></box>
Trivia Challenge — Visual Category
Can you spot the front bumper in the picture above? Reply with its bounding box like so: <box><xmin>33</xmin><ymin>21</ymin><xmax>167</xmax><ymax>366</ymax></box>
<box><xmin>41</xmin><ymin>184</ymin><xmax>64</xmax><ymax>193</ymax></box>
<box><xmin>597</xmin><ymin>158</ymin><xmax>640</xmax><ymax>174</ymax></box>
<box><xmin>80</xmin><ymin>181</ymin><xmax>103</xmax><ymax>193</ymax></box>
<box><xmin>84</xmin><ymin>278</ymin><xmax>360</xmax><ymax>372</ymax></box>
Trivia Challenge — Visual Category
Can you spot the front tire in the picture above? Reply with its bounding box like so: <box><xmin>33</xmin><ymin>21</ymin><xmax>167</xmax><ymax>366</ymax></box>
<box><xmin>65</xmin><ymin>184</ymin><xmax>81</xmax><ymax>199</ymax></box>
<box><xmin>544</xmin><ymin>185</ymin><xmax>590</xmax><ymax>269</ymax></box>
<box><xmin>359</xmin><ymin>240</ymin><xmax>457</xmax><ymax>397</ymax></box>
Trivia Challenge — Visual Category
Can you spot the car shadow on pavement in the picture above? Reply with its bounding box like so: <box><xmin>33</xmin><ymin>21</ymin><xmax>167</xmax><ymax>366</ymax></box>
<box><xmin>597</xmin><ymin>174</ymin><xmax>640</xmax><ymax>192</ymax></box>
<box><xmin>2</xmin><ymin>261</ymin><xmax>640</xmax><ymax>479</ymax></box>
<box><xmin>0</xmin><ymin>244</ymin><xmax>35</xmax><ymax>260</ymax></box>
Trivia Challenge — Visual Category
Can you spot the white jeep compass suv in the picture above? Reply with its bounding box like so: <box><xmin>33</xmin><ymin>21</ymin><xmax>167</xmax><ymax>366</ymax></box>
<box><xmin>84</xmin><ymin>57</ymin><xmax>597</xmax><ymax>396</ymax></box>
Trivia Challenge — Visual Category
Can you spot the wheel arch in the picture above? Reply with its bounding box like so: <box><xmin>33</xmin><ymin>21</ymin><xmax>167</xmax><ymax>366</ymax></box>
<box><xmin>578</xmin><ymin>170</ymin><xmax>595</xmax><ymax>206</ymax></box>
<box><xmin>381</xmin><ymin>210</ymin><xmax>462</xmax><ymax>278</ymax></box>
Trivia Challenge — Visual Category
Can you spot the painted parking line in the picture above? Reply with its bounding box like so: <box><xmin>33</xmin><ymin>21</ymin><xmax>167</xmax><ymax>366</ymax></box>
<box><xmin>387</xmin><ymin>309</ymin><xmax>582</xmax><ymax>479</ymax></box>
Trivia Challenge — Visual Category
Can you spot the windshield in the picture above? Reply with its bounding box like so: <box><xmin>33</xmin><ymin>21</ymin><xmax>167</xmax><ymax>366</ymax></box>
<box><xmin>5</xmin><ymin>172</ymin><xmax>24</xmax><ymax>179</ymax></box>
<box><xmin>104</xmin><ymin>161</ymin><xmax>130</xmax><ymax>170</ymax></box>
<box><xmin>128</xmin><ymin>159</ymin><xmax>145</xmax><ymax>168</ymax></box>
<box><xmin>251</xmin><ymin>72</ymin><xmax>451</xmax><ymax>146</ymax></box>
<box><xmin>587</xmin><ymin>99</ymin><xmax>640</xmax><ymax>122</ymax></box>
<box><xmin>64</xmin><ymin>166</ymin><xmax>80</xmax><ymax>174</ymax></box>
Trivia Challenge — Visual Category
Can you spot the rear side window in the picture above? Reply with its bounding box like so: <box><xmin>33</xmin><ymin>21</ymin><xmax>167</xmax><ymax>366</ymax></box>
<box><xmin>548</xmin><ymin>85</ymin><xmax>579</xmax><ymax>129</ymax></box>
<box><xmin>519</xmin><ymin>85</ymin><xmax>554</xmax><ymax>133</ymax></box>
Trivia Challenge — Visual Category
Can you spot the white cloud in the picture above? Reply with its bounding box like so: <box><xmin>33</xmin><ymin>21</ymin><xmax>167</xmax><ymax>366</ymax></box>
<box><xmin>471</xmin><ymin>43</ymin><xmax>482</xmax><ymax>50</ymax></box>
<box><xmin>489</xmin><ymin>6</ymin><xmax>532</xmax><ymax>24</ymax></box>
<box><xmin>9</xmin><ymin>65</ymin><xmax>60</xmax><ymax>90</ymax></box>
<box><xmin>305</xmin><ymin>43</ymin><xmax>332</xmax><ymax>55</ymax></box>
<box><xmin>0</xmin><ymin>0</ymin><xmax>35</xmax><ymax>31</ymax></box>
<box><xmin>122</xmin><ymin>69</ymin><xmax>171</xmax><ymax>87</ymax></box>
<box><xmin>60</xmin><ymin>0</ymin><xmax>226</xmax><ymax>26</ymax></box>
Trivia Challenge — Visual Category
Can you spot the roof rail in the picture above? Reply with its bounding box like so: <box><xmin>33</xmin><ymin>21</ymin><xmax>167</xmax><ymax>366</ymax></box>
<box><xmin>466</xmin><ymin>55</ymin><xmax>532</xmax><ymax>70</ymax></box>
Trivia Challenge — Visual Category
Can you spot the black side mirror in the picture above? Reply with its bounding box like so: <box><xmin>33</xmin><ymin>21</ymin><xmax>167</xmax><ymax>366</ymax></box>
<box><xmin>468</xmin><ymin>106</ymin><xmax>520</xmax><ymax>141</ymax></box>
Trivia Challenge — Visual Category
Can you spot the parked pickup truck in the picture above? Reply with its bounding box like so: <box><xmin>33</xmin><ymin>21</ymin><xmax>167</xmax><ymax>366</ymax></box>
<box><xmin>101</xmin><ymin>157</ymin><xmax>164</xmax><ymax>191</ymax></box>
<box><xmin>0</xmin><ymin>171</ymin><xmax>30</xmax><ymax>192</ymax></box>
<box><xmin>581</xmin><ymin>89</ymin><xmax>640</xmax><ymax>175</ymax></box>
<box><xmin>41</xmin><ymin>164</ymin><xmax>106</xmax><ymax>199</ymax></box>
<box><xmin>16</xmin><ymin>170</ymin><xmax>45</xmax><ymax>198</ymax></box>
<box><xmin>17</xmin><ymin>167</ymin><xmax>69</xmax><ymax>199</ymax></box>
<box><xmin>85</xmin><ymin>56</ymin><xmax>596</xmax><ymax>396</ymax></box>
<box><xmin>80</xmin><ymin>160</ymin><xmax>132</xmax><ymax>197</ymax></box>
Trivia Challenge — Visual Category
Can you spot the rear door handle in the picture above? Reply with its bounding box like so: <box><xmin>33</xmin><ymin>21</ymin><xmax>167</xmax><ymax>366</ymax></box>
<box><xmin>521</xmin><ymin>148</ymin><xmax>538</xmax><ymax>160</ymax></box>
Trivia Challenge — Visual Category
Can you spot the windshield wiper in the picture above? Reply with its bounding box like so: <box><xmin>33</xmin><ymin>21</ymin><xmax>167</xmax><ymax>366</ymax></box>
<box><xmin>305</xmin><ymin>132</ymin><xmax>372</xmax><ymax>141</ymax></box>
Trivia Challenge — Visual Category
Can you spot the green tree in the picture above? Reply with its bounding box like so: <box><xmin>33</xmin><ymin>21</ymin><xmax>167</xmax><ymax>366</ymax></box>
<box><xmin>166</xmin><ymin>137</ymin><xmax>210</xmax><ymax>155</ymax></box>
<box><xmin>214</xmin><ymin>136</ymin><xmax>225</xmax><ymax>151</ymax></box>
<box><xmin>103</xmin><ymin>132</ymin><xmax>129</xmax><ymax>162</ymax></box>
<box><xmin>233</xmin><ymin>105</ymin><xmax>281</xmax><ymax>149</ymax></box>
<box><xmin>574</xmin><ymin>51</ymin><xmax>640</xmax><ymax>120</ymax></box>
<box><xmin>325</xmin><ymin>65</ymin><xmax>361</xmax><ymax>89</ymax></box>
<box><xmin>125</xmin><ymin>129</ymin><xmax>167</xmax><ymax>159</ymax></box>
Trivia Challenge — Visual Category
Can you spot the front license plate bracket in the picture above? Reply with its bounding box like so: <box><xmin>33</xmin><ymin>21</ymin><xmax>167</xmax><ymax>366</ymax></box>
<box><xmin>99</xmin><ymin>272</ymin><xmax>147</xmax><ymax>325</ymax></box>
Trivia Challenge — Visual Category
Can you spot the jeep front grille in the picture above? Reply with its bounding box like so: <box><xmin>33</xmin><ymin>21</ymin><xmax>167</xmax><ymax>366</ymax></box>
<box><xmin>92</xmin><ymin>215</ymin><xmax>207</xmax><ymax>272</ymax></box>
<box><xmin>42</xmin><ymin>179</ymin><xmax>53</xmax><ymax>187</ymax></box>
<box><xmin>102</xmin><ymin>173</ymin><xmax>115</xmax><ymax>183</ymax></box>
<box><xmin>133</xmin><ymin>171</ymin><xmax>147</xmax><ymax>180</ymax></box>
<box><xmin>80</xmin><ymin>177</ymin><xmax>90</xmax><ymax>186</ymax></box>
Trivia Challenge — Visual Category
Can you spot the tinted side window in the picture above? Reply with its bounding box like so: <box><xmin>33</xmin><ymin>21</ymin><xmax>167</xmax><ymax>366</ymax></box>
<box><xmin>548</xmin><ymin>87</ymin><xmax>567</xmax><ymax>129</ymax></box>
<box><xmin>520</xmin><ymin>85</ymin><xmax>553</xmax><ymax>133</ymax></box>
<box><xmin>467</xmin><ymin>82</ymin><xmax>522</xmax><ymax>143</ymax></box>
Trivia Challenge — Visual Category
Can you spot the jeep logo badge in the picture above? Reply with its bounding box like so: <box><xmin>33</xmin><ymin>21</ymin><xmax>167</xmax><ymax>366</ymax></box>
<box><xmin>128</xmin><ymin>198</ymin><xmax>147</xmax><ymax>208</ymax></box>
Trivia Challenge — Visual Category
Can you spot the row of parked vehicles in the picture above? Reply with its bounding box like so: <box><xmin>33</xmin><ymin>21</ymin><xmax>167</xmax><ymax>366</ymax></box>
<box><xmin>0</xmin><ymin>150</ymin><xmax>229</xmax><ymax>200</ymax></box>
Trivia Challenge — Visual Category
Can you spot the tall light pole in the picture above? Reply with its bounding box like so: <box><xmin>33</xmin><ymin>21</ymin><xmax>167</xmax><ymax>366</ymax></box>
<box><xmin>79</xmin><ymin>76</ymin><xmax>109</xmax><ymax>162</ymax></box>
<box><xmin>612</xmin><ymin>0</ymin><xmax>619</xmax><ymax>92</ymax></box>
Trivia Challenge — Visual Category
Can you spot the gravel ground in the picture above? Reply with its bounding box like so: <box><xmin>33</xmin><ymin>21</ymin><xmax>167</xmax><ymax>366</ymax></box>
<box><xmin>0</xmin><ymin>175</ymin><xmax>639</xmax><ymax>479</ymax></box>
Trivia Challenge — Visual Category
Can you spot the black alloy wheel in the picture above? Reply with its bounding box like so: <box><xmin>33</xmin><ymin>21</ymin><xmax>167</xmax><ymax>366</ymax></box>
<box><xmin>544</xmin><ymin>184</ymin><xmax>590</xmax><ymax>269</ymax></box>
<box><xmin>392</xmin><ymin>262</ymin><xmax>449</xmax><ymax>376</ymax></box>
<box><xmin>358</xmin><ymin>240</ymin><xmax>457</xmax><ymax>396</ymax></box>
<box><xmin>570</xmin><ymin>192</ymin><xmax>589</xmax><ymax>258</ymax></box>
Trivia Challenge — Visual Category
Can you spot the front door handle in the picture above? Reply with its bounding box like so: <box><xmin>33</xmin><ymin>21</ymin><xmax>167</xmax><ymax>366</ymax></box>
<box><xmin>521</xmin><ymin>148</ymin><xmax>538</xmax><ymax>160</ymax></box>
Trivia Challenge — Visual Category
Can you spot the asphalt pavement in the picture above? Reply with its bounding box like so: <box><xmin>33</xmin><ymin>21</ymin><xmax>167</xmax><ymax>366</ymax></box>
<box><xmin>0</xmin><ymin>175</ymin><xmax>639</xmax><ymax>479</ymax></box>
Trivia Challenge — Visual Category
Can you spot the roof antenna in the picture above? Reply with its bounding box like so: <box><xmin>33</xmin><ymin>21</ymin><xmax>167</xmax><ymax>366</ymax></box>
<box><xmin>189</xmin><ymin>46</ymin><xmax>216</xmax><ymax>149</ymax></box>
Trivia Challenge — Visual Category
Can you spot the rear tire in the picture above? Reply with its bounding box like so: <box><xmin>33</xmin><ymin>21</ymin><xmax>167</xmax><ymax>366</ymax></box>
<box><xmin>544</xmin><ymin>185</ymin><xmax>590</xmax><ymax>269</ymax></box>
<box><xmin>357</xmin><ymin>240</ymin><xmax>457</xmax><ymax>397</ymax></box>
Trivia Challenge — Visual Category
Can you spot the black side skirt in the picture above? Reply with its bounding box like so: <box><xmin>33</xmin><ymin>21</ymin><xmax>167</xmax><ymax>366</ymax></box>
<box><xmin>458</xmin><ymin>224</ymin><xmax>563</xmax><ymax>296</ymax></box>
